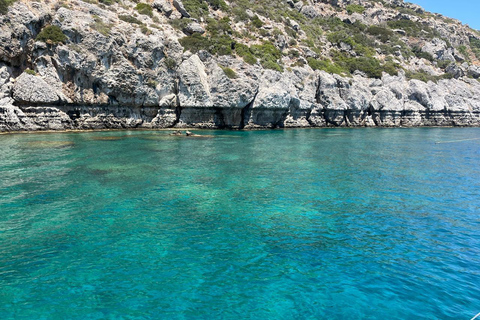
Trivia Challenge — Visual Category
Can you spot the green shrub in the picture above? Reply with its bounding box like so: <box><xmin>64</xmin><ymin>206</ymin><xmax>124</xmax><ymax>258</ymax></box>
<box><xmin>367</xmin><ymin>25</ymin><xmax>393</xmax><ymax>42</ymax></box>
<box><xmin>470</xmin><ymin>37</ymin><xmax>480</xmax><ymax>59</ymax></box>
<box><xmin>99</xmin><ymin>0</ymin><xmax>116</xmax><ymax>4</ymax></box>
<box><xmin>140</xmin><ymin>25</ymin><xmax>150</xmax><ymax>34</ymax></box>
<box><xmin>206</xmin><ymin>17</ymin><xmax>232</xmax><ymax>36</ymax></box>
<box><xmin>307</xmin><ymin>57</ymin><xmax>346</xmax><ymax>75</ymax></box>
<box><xmin>327</xmin><ymin>51</ymin><xmax>390</xmax><ymax>78</ymax></box>
<box><xmin>243</xmin><ymin>54</ymin><xmax>257</xmax><ymax>65</ymax></box>
<box><xmin>412</xmin><ymin>46</ymin><xmax>434</xmax><ymax>61</ymax></box>
<box><xmin>387</xmin><ymin>19</ymin><xmax>437</xmax><ymax>38</ymax></box>
<box><xmin>346</xmin><ymin>4</ymin><xmax>365</xmax><ymax>15</ymax></box>
<box><xmin>327</xmin><ymin>31</ymin><xmax>375</xmax><ymax>57</ymax></box>
<box><xmin>261</xmin><ymin>59</ymin><xmax>283</xmax><ymax>72</ymax></box>
<box><xmin>207</xmin><ymin>0</ymin><xmax>227</xmax><ymax>10</ymax></box>
<box><xmin>405</xmin><ymin>70</ymin><xmax>452</xmax><ymax>83</ymax></box>
<box><xmin>90</xmin><ymin>16</ymin><xmax>113</xmax><ymax>36</ymax></box>
<box><xmin>458</xmin><ymin>45</ymin><xmax>469</xmax><ymax>60</ymax></box>
<box><xmin>232</xmin><ymin>6</ymin><xmax>249</xmax><ymax>22</ymax></box>
<box><xmin>250</xmin><ymin>41</ymin><xmax>283</xmax><ymax>71</ymax></box>
<box><xmin>437</xmin><ymin>59</ymin><xmax>451</xmax><ymax>70</ymax></box>
<box><xmin>291</xmin><ymin>60</ymin><xmax>305</xmax><ymax>67</ymax></box>
<box><xmin>25</xmin><ymin>69</ymin><xmax>36</xmax><ymax>75</ymax></box>
<box><xmin>182</xmin><ymin>0</ymin><xmax>209</xmax><ymax>19</ymax></box>
<box><xmin>179</xmin><ymin>33</ymin><xmax>210</xmax><ymax>52</ymax></box>
<box><xmin>251</xmin><ymin>15</ymin><xmax>263</xmax><ymax>28</ymax></box>
<box><xmin>182</xmin><ymin>0</ymin><xmax>227</xmax><ymax>18</ymax></box>
<box><xmin>235</xmin><ymin>43</ymin><xmax>257</xmax><ymax>64</ymax></box>
<box><xmin>164</xmin><ymin>57</ymin><xmax>177</xmax><ymax>69</ymax></box>
<box><xmin>119</xmin><ymin>15</ymin><xmax>142</xmax><ymax>25</ymax></box>
<box><xmin>135</xmin><ymin>3</ymin><xmax>153</xmax><ymax>17</ymax></box>
<box><xmin>288</xmin><ymin>49</ymin><xmax>300</xmax><ymax>58</ymax></box>
<box><xmin>347</xmin><ymin>56</ymin><xmax>383</xmax><ymax>78</ymax></box>
<box><xmin>0</xmin><ymin>0</ymin><xmax>16</xmax><ymax>14</ymax></box>
<box><xmin>36</xmin><ymin>25</ymin><xmax>67</xmax><ymax>44</ymax></box>
<box><xmin>382</xmin><ymin>60</ymin><xmax>400</xmax><ymax>76</ymax></box>
<box><xmin>396</xmin><ymin>7</ymin><xmax>423</xmax><ymax>17</ymax></box>
<box><xmin>221</xmin><ymin>66</ymin><xmax>237</xmax><ymax>79</ymax></box>
<box><xmin>147</xmin><ymin>79</ymin><xmax>158</xmax><ymax>88</ymax></box>
<box><xmin>179</xmin><ymin>33</ymin><xmax>234</xmax><ymax>55</ymax></box>
<box><xmin>169</xmin><ymin>18</ymin><xmax>192</xmax><ymax>31</ymax></box>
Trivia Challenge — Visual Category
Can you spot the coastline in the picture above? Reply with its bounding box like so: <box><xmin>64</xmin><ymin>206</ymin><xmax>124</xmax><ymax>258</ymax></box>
<box><xmin>1</xmin><ymin>121</ymin><xmax>477</xmax><ymax>135</ymax></box>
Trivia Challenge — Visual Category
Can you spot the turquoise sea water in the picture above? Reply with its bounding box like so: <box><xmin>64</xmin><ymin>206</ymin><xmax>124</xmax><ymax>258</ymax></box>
<box><xmin>0</xmin><ymin>128</ymin><xmax>479</xmax><ymax>319</ymax></box>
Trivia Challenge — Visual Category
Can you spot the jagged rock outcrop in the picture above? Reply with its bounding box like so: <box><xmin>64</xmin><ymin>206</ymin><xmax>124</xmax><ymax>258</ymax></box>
<box><xmin>1</xmin><ymin>0</ymin><xmax>480</xmax><ymax>132</ymax></box>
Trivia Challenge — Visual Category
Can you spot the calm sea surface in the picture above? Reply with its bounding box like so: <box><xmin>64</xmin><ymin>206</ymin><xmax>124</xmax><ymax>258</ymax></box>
<box><xmin>0</xmin><ymin>128</ymin><xmax>479</xmax><ymax>319</ymax></box>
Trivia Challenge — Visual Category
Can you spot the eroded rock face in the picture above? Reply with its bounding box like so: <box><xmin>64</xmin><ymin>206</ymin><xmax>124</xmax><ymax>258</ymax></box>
<box><xmin>13</xmin><ymin>73</ymin><xmax>60</xmax><ymax>104</ymax></box>
<box><xmin>3</xmin><ymin>60</ymin><xmax>480</xmax><ymax>131</ymax></box>
<box><xmin>178</xmin><ymin>55</ymin><xmax>213</xmax><ymax>108</ymax></box>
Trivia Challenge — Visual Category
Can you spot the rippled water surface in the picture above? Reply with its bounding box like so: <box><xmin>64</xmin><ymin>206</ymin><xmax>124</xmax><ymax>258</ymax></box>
<box><xmin>1</xmin><ymin>128</ymin><xmax>480</xmax><ymax>319</ymax></box>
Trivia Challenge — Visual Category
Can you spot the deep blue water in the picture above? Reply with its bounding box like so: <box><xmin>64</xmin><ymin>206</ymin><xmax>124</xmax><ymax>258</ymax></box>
<box><xmin>0</xmin><ymin>128</ymin><xmax>479</xmax><ymax>319</ymax></box>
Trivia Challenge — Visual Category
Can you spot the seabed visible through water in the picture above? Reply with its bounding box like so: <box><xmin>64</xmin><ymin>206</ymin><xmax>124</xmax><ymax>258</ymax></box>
<box><xmin>0</xmin><ymin>128</ymin><xmax>479</xmax><ymax>319</ymax></box>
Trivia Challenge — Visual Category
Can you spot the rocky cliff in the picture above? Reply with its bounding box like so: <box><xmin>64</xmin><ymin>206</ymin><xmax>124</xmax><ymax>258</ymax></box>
<box><xmin>1</xmin><ymin>0</ymin><xmax>480</xmax><ymax>131</ymax></box>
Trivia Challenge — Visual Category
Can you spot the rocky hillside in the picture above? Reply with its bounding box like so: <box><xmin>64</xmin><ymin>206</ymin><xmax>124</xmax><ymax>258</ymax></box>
<box><xmin>1</xmin><ymin>0</ymin><xmax>480</xmax><ymax>131</ymax></box>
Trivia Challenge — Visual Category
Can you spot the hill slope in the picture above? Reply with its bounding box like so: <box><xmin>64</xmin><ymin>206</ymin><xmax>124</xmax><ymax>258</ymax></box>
<box><xmin>1</xmin><ymin>0</ymin><xmax>480</xmax><ymax>131</ymax></box>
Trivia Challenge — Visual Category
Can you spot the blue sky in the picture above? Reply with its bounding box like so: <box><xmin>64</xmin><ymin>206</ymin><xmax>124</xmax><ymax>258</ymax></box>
<box><xmin>410</xmin><ymin>0</ymin><xmax>480</xmax><ymax>30</ymax></box>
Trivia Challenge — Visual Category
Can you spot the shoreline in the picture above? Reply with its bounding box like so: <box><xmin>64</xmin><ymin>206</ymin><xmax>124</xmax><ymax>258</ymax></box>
<box><xmin>1</xmin><ymin>125</ymin><xmax>477</xmax><ymax>136</ymax></box>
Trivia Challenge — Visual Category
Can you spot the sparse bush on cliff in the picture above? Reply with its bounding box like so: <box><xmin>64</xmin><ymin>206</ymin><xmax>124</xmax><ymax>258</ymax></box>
<box><xmin>436</xmin><ymin>59</ymin><xmax>451</xmax><ymax>70</ymax></box>
<box><xmin>221</xmin><ymin>66</ymin><xmax>237</xmax><ymax>79</ymax></box>
<box><xmin>346</xmin><ymin>4</ymin><xmax>365</xmax><ymax>15</ymax></box>
<box><xmin>405</xmin><ymin>70</ymin><xmax>453</xmax><ymax>83</ymax></box>
<box><xmin>119</xmin><ymin>15</ymin><xmax>142</xmax><ymax>25</ymax></box>
<box><xmin>90</xmin><ymin>16</ymin><xmax>113</xmax><ymax>36</ymax></box>
<box><xmin>382</xmin><ymin>58</ymin><xmax>401</xmax><ymax>76</ymax></box>
<box><xmin>412</xmin><ymin>46</ymin><xmax>434</xmax><ymax>62</ymax></box>
<box><xmin>207</xmin><ymin>0</ymin><xmax>228</xmax><ymax>10</ymax></box>
<box><xmin>179</xmin><ymin>33</ymin><xmax>234</xmax><ymax>56</ymax></box>
<box><xmin>327</xmin><ymin>30</ymin><xmax>375</xmax><ymax>57</ymax></box>
<box><xmin>183</xmin><ymin>0</ymin><xmax>228</xmax><ymax>18</ymax></box>
<box><xmin>250</xmin><ymin>42</ymin><xmax>283</xmax><ymax>71</ymax></box>
<box><xmin>179</xmin><ymin>34</ymin><xmax>209</xmax><ymax>53</ymax></box>
<box><xmin>250</xmin><ymin>15</ymin><xmax>263</xmax><ymax>28</ymax></box>
<box><xmin>234</xmin><ymin>41</ymin><xmax>283</xmax><ymax>70</ymax></box>
<box><xmin>99</xmin><ymin>0</ymin><xmax>119</xmax><ymax>5</ymax></box>
<box><xmin>367</xmin><ymin>25</ymin><xmax>393</xmax><ymax>42</ymax></box>
<box><xmin>457</xmin><ymin>45</ymin><xmax>470</xmax><ymax>62</ymax></box>
<box><xmin>307</xmin><ymin>58</ymin><xmax>346</xmax><ymax>75</ymax></box>
<box><xmin>0</xmin><ymin>0</ymin><xmax>16</xmax><ymax>15</ymax></box>
<box><xmin>164</xmin><ymin>57</ymin><xmax>177</xmax><ymax>70</ymax></box>
<box><xmin>25</xmin><ymin>69</ymin><xmax>36</xmax><ymax>76</ymax></box>
<box><xmin>313</xmin><ymin>51</ymin><xmax>398</xmax><ymax>78</ymax></box>
<box><xmin>345</xmin><ymin>56</ymin><xmax>383</xmax><ymax>78</ymax></box>
<box><xmin>387</xmin><ymin>19</ymin><xmax>437</xmax><ymax>38</ymax></box>
<box><xmin>235</xmin><ymin>43</ymin><xmax>257</xmax><ymax>65</ymax></box>
<box><xmin>147</xmin><ymin>79</ymin><xmax>158</xmax><ymax>88</ymax></box>
<box><xmin>395</xmin><ymin>6</ymin><xmax>424</xmax><ymax>17</ymax></box>
<box><xmin>135</xmin><ymin>3</ymin><xmax>153</xmax><ymax>17</ymax></box>
<box><xmin>206</xmin><ymin>17</ymin><xmax>232</xmax><ymax>36</ymax></box>
<box><xmin>36</xmin><ymin>25</ymin><xmax>67</xmax><ymax>44</ymax></box>
<box><xmin>140</xmin><ymin>25</ymin><xmax>151</xmax><ymax>35</ymax></box>
<box><xmin>333</xmin><ymin>51</ymin><xmax>383</xmax><ymax>78</ymax></box>
<box><xmin>182</xmin><ymin>0</ymin><xmax>209</xmax><ymax>19</ymax></box>
<box><xmin>169</xmin><ymin>18</ymin><xmax>192</xmax><ymax>31</ymax></box>
<box><xmin>470</xmin><ymin>37</ymin><xmax>480</xmax><ymax>59</ymax></box>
